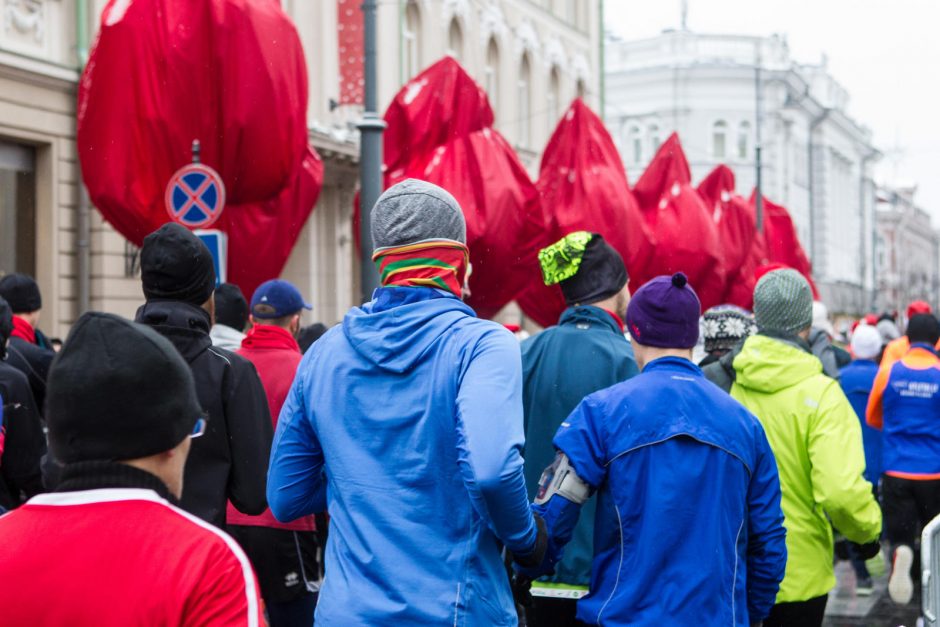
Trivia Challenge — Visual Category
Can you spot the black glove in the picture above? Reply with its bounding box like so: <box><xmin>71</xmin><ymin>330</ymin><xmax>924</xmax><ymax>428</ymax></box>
<box><xmin>513</xmin><ymin>513</ymin><xmax>548</xmax><ymax>569</ymax></box>
<box><xmin>833</xmin><ymin>538</ymin><xmax>852</xmax><ymax>561</ymax></box>
<box><xmin>511</xmin><ymin>572</ymin><xmax>534</xmax><ymax>610</ymax></box>
<box><xmin>852</xmin><ymin>540</ymin><xmax>882</xmax><ymax>561</ymax></box>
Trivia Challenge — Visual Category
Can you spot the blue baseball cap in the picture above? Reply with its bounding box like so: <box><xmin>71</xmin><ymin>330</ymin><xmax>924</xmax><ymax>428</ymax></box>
<box><xmin>250</xmin><ymin>279</ymin><xmax>312</xmax><ymax>319</ymax></box>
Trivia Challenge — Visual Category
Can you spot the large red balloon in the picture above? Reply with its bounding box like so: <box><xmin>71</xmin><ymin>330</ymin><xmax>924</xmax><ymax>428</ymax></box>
<box><xmin>379</xmin><ymin>58</ymin><xmax>545</xmax><ymax>318</ymax></box>
<box><xmin>632</xmin><ymin>134</ymin><xmax>727</xmax><ymax>310</ymax></box>
<box><xmin>78</xmin><ymin>0</ymin><xmax>322</xmax><ymax>297</ymax></box>
<box><xmin>518</xmin><ymin>99</ymin><xmax>652</xmax><ymax>327</ymax></box>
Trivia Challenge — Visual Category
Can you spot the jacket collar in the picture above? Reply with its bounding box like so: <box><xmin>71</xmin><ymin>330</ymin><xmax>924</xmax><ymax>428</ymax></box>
<box><xmin>135</xmin><ymin>300</ymin><xmax>212</xmax><ymax>333</ymax></box>
<box><xmin>642</xmin><ymin>356</ymin><xmax>702</xmax><ymax>376</ymax></box>
<box><xmin>559</xmin><ymin>305</ymin><xmax>624</xmax><ymax>335</ymax></box>
<box><xmin>10</xmin><ymin>315</ymin><xmax>36</xmax><ymax>344</ymax></box>
<box><xmin>241</xmin><ymin>324</ymin><xmax>300</xmax><ymax>353</ymax></box>
<box><xmin>55</xmin><ymin>460</ymin><xmax>176</xmax><ymax>504</ymax></box>
<box><xmin>759</xmin><ymin>329</ymin><xmax>812</xmax><ymax>354</ymax></box>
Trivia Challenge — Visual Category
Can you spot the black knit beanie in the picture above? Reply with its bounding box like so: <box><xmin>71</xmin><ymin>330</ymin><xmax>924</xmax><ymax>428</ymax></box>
<box><xmin>0</xmin><ymin>273</ymin><xmax>42</xmax><ymax>313</ymax></box>
<box><xmin>214</xmin><ymin>283</ymin><xmax>248</xmax><ymax>331</ymax></box>
<box><xmin>907</xmin><ymin>313</ymin><xmax>940</xmax><ymax>347</ymax></box>
<box><xmin>47</xmin><ymin>312</ymin><xmax>203</xmax><ymax>463</ymax></box>
<box><xmin>140</xmin><ymin>223</ymin><xmax>216</xmax><ymax>306</ymax></box>
<box><xmin>559</xmin><ymin>235</ymin><xmax>628</xmax><ymax>306</ymax></box>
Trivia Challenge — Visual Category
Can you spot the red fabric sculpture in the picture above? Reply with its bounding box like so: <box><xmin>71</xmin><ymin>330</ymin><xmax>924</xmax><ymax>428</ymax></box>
<box><xmin>518</xmin><ymin>99</ymin><xmax>652</xmax><ymax>327</ymax></box>
<box><xmin>379</xmin><ymin>57</ymin><xmax>545</xmax><ymax>318</ymax></box>
<box><xmin>77</xmin><ymin>0</ymin><xmax>322</xmax><ymax>297</ymax></box>
<box><xmin>632</xmin><ymin>134</ymin><xmax>727</xmax><ymax>310</ymax></box>
<box><xmin>750</xmin><ymin>191</ymin><xmax>819</xmax><ymax>298</ymax></box>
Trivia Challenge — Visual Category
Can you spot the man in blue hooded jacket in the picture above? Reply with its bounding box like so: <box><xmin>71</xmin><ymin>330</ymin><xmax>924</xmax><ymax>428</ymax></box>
<box><xmin>520</xmin><ymin>231</ymin><xmax>638</xmax><ymax>625</ymax></box>
<box><xmin>266</xmin><ymin>179</ymin><xmax>546</xmax><ymax>626</ymax></box>
<box><xmin>516</xmin><ymin>273</ymin><xmax>788</xmax><ymax>626</ymax></box>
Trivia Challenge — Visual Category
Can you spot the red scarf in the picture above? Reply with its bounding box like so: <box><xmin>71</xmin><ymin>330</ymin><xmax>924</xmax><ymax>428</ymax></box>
<box><xmin>11</xmin><ymin>316</ymin><xmax>36</xmax><ymax>344</ymax></box>
<box><xmin>372</xmin><ymin>240</ymin><xmax>470</xmax><ymax>298</ymax></box>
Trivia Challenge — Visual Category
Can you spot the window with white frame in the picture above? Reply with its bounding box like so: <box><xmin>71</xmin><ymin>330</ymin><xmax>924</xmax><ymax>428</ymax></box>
<box><xmin>404</xmin><ymin>1</ymin><xmax>421</xmax><ymax>80</ymax></box>
<box><xmin>738</xmin><ymin>121</ymin><xmax>751</xmax><ymax>160</ymax></box>
<box><xmin>649</xmin><ymin>124</ymin><xmax>661</xmax><ymax>153</ymax></box>
<box><xmin>548</xmin><ymin>67</ymin><xmax>561</xmax><ymax>131</ymax></box>
<box><xmin>629</xmin><ymin>125</ymin><xmax>642</xmax><ymax>163</ymax></box>
<box><xmin>485</xmin><ymin>37</ymin><xmax>499</xmax><ymax>114</ymax></box>
<box><xmin>518</xmin><ymin>54</ymin><xmax>532</xmax><ymax>148</ymax></box>
<box><xmin>712</xmin><ymin>120</ymin><xmax>728</xmax><ymax>159</ymax></box>
<box><xmin>447</xmin><ymin>18</ymin><xmax>463</xmax><ymax>61</ymax></box>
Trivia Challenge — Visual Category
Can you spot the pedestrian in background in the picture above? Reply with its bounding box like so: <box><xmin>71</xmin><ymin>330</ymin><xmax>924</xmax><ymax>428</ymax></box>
<box><xmin>520</xmin><ymin>231</ymin><xmax>638</xmax><ymax>624</ymax></box>
<box><xmin>0</xmin><ymin>312</ymin><xmax>263</xmax><ymax>625</ymax></box>
<box><xmin>839</xmin><ymin>323</ymin><xmax>886</xmax><ymax>595</ymax></box>
<box><xmin>0</xmin><ymin>273</ymin><xmax>55</xmax><ymax>413</ymax></box>
<box><xmin>698</xmin><ymin>304</ymin><xmax>757</xmax><ymax>368</ymax></box>
<box><xmin>880</xmin><ymin>301</ymin><xmax>939</xmax><ymax>368</ymax></box>
<box><xmin>267</xmin><ymin>179</ymin><xmax>547</xmax><ymax>625</ymax></box>
<box><xmin>0</xmin><ymin>296</ymin><xmax>44</xmax><ymax>510</ymax></box>
<box><xmin>867</xmin><ymin>313</ymin><xmax>940</xmax><ymax>605</ymax></box>
<box><xmin>517</xmin><ymin>273</ymin><xmax>787</xmax><ymax>626</ymax></box>
<box><xmin>227</xmin><ymin>279</ymin><xmax>319</xmax><ymax>627</ymax></box>
<box><xmin>135</xmin><ymin>223</ymin><xmax>272</xmax><ymax>527</ymax></box>
<box><xmin>210</xmin><ymin>282</ymin><xmax>250</xmax><ymax>351</ymax></box>
<box><xmin>730</xmin><ymin>269</ymin><xmax>881</xmax><ymax>626</ymax></box>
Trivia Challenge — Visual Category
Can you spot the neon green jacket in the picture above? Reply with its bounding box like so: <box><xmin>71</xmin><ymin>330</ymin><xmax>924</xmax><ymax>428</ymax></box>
<box><xmin>731</xmin><ymin>334</ymin><xmax>881</xmax><ymax>603</ymax></box>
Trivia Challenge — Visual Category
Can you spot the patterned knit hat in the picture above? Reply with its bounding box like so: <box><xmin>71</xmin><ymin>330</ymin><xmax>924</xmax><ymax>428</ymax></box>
<box><xmin>702</xmin><ymin>305</ymin><xmax>757</xmax><ymax>353</ymax></box>
<box><xmin>753</xmin><ymin>269</ymin><xmax>813</xmax><ymax>334</ymax></box>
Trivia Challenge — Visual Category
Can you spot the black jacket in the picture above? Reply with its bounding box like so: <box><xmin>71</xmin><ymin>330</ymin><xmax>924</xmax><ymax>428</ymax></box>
<box><xmin>0</xmin><ymin>360</ymin><xmax>45</xmax><ymax>509</ymax></box>
<box><xmin>703</xmin><ymin>331</ymin><xmax>816</xmax><ymax>393</ymax></box>
<box><xmin>5</xmin><ymin>337</ymin><xmax>54</xmax><ymax>416</ymax></box>
<box><xmin>135</xmin><ymin>300</ymin><xmax>272</xmax><ymax>527</ymax></box>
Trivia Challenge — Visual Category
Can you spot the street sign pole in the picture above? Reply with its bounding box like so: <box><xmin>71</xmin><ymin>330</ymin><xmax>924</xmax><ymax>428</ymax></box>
<box><xmin>357</xmin><ymin>0</ymin><xmax>385</xmax><ymax>304</ymax></box>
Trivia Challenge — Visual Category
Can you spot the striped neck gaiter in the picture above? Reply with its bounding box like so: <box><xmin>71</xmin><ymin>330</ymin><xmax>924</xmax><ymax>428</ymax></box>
<box><xmin>372</xmin><ymin>240</ymin><xmax>470</xmax><ymax>298</ymax></box>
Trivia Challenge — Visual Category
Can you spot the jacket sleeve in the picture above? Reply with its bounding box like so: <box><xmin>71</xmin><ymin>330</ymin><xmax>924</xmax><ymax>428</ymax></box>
<box><xmin>810</xmin><ymin>382</ymin><xmax>882</xmax><ymax>543</ymax></box>
<box><xmin>454</xmin><ymin>328</ymin><xmax>537</xmax><ymax>555</ymax></box>
<box><xmin>267</xmin><ymin>373</ymin><xmax>327</xmax><ymax>522</ymax></box>
<box><xmin>224</xmin><ymin>356</ymin><xmax>274</xmax><ymax>515</ymax></box>
<box><xmin>865</xmin><ymin>363</ymin><xmax>891</xmax><ymax>430</ymax></box>
<box><xmin>745</xmin><ymin>422</ymin><xmax>787</xmax><ymax>621</ymax></box>
<box><xmin>0</xmin><ymin>375</ymin><xmax>46</xmax><ymax>504</ymax></box>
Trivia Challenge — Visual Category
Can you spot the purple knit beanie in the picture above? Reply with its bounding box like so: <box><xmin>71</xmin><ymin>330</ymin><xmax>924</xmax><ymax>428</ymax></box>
<box><xmin>626</xmin><ymin>272</ymin><xmax>702</xmax><ymax>349</ymax></box>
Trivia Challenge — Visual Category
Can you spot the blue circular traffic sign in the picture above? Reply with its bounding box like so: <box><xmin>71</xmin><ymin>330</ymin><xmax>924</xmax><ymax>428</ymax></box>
<box><xmin>165</xmin><ymin>163</ymin><xmax>226</xmax><ymax>229</ymax></box>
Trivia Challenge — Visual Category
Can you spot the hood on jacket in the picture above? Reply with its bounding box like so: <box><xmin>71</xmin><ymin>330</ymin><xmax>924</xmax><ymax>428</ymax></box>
<box><xmin>342</xmin><ymin>287</ymin><xmax>476</xmax><ymax>374</ymax></box>
<box><xmin>135</xmin><ymin>300</ymin><xmax>212</xmax><ymax>363</ymax></box>
<box><xmin>733</xmin><ymin>333</ymin><xmax>823</xmax><ymax>394</ymax></box>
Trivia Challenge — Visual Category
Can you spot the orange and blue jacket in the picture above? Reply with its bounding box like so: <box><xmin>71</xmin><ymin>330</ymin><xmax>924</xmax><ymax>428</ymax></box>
<box><xmin>867</xmin><ymin>343</ymin><xmax>940</xmax><ymax>478</ymax></box>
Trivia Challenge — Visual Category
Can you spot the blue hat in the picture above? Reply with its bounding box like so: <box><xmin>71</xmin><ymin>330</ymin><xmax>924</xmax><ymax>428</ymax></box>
<box><xmin>250</xmin><ymin>279</ymin><xmax>311</xmax><ymax>319</ymax></box>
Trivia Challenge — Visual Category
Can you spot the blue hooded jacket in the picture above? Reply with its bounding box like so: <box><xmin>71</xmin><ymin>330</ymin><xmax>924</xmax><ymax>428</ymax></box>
<box><xmin>521</xmin><ymin>305</ymin><xmax>638</xmax><ymax>589</ymax></box>
<box><xmin>840</xmin><ymin>359</ymin><xmax>882</xmax><ymax>484</ymax></box>
<box><xmin>267</xmin><ymin>287</ymin><xmax>537</xmax><ymax>626</ymax></box>
<box><xmin>525</xmin><ymin>357</ymin><xmax>787</xmax><ymax>625</ymax></box>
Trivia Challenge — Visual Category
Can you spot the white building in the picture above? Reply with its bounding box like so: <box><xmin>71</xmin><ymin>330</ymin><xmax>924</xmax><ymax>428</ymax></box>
<box><xmin>605</xmin><ymin>30</ymin><xmax>880</xmax><ymax>315</ymax></box>
<box><xmin>873</xmin><ymin>184</ymin><xmax>940</xmax><ymax>314</ymax></box>
<box><xmin>0</xmin><ymin>0</ymin><xmax>601</xmax><ymax>337</ymax></box>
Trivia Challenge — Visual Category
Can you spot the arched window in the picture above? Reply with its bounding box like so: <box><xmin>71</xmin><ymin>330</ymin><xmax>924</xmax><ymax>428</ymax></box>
<box><xmin>404</xmin><ymin>1</ymin><xmax>421</xmax><ymax>80</ymax></box>
<box><xmin>648</xmin><ymin>124</ymin><xmax>661</xmax><ymax>153</ymax></box>
<box><xmin>447</xmin><ymin>18</ymin><xmax>463</xmax><ymax>61</ymax></box>
<box><xmin>485</xmin><ymin>37</ymin><xmax>500</xmax><ymax>114</ymax></box>
<box><xmin>548</xmin><ymin>66</ymin><xmax>561</xmax><ymax>130</ymax></box>
<box><xmin>576</xmin><ymin>79</ymin><xmax>586</xmax><ymax>98</ymax></box>
<box><xmin>518</xmin><ymin>54</ymin><xmax>532</xmax><ymax>148</ymax></box>
<box><xmin>712</xmin><ymin>120</ymin><xmax>728</xmax><ymax>159</ymax></box>
<box><xmin>629</xmin><ymin>125</ymin><xmax>642</xmax><ymax>163</ymax></box>
<box><xmin>738</xmin><ymin>121</ymin><xmax>751</xmax><ymax>159</ymax></box>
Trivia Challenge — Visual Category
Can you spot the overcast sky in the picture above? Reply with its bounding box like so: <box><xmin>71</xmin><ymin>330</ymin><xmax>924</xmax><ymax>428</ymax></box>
<box><xmin>604</xmin><ymin>0</ymin><xmax>940</xmax><ymax>220</ymax></box>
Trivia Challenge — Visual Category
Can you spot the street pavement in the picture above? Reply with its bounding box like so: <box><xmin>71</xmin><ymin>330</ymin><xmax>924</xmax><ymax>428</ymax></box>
<box><xmin>824</xmin><ymin>560</ymin><xmax>922</xmax><ymax>627</ymax></box>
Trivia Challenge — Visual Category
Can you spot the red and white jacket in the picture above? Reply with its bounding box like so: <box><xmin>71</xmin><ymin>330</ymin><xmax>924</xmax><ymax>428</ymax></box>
<box><xmin>0</xmin><ymin>488</ymin><xmax>264</xmax><ymax>626</ymax></box>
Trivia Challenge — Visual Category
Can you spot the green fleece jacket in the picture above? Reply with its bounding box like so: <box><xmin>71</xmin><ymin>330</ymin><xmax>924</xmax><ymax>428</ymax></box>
<box><xmin>731</xmin><ymin>334</ymin><xmax>881</xmax><ymax>603</ymax></box>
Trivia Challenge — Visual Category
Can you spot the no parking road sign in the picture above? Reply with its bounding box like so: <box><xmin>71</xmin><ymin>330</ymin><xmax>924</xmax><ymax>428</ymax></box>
<box><xmin>165</xmin><ymin>163</ymin><xmax>226</xmax><ymax>229</ymax></box>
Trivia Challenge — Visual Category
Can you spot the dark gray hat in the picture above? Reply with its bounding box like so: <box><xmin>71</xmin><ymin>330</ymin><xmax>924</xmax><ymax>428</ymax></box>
<box><xmin>47</xmin><ymin>312</ymin><xmax>203</xmax><ymax>463</ymax></box>
<box><xmin>753</xmin><ymin>269</ymin><xmax>813</xmax><ymax>334</ymax></box>
<box><xmin>371</xmin><ymin>179</ymin><xmax>466</xmax><ymax>250</ymax></box>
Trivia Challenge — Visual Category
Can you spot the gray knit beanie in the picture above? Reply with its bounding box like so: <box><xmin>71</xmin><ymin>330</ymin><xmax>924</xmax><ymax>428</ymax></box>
<box><xmin>371</xmin><ymin>179</ymin><xmax>466</xmax><ymax>250</ymax></box>
<box><xmin>753</xmin><ymin>269</ymin><xmax>813</xmax><ymax>334</ymax></box>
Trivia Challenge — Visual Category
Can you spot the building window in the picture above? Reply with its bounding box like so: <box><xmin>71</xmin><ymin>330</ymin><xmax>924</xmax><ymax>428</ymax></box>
<box><xmin>576</xmin><ymin>79</ymin><xmax>586</xmax><ymax>99</ymax></box>
<box><xmin>548</xmin><ymin>66</ymin><xmax>561</xmax><ymax>130</ymax></box>
<box><xmin>649</xmin><ymin>124</ymin><xmax>661</xmax><ymax>153</ymax></box>
<box><xmin>485</xmin><ymin>37</ymin><xmax>499</xmax><ymax>114</ymax></box>
<box><xmin>518</xmin><ymin>54</ymin><xmax>532</xmax><ymax>148</ymax></box>
<box><xmin>404</xmin><ymin>1</ymin><xmax>421</xmax><ymax>80</ymax></box>
<box><xmin>0</xmin><ymin>142</ymin><xmax>36</xmax><ymax>277</ymax></box>
<box><xmin>629</xmin><ymin>125</ymin><xmax>642</xmax><ymax>164</ymax></box>
<box><xmin>738</xmin><ymin>121</ymin><xmax>751</xmax><ymax>160</ymax></box>
<box><xmin>447</xmin><ymin>18</ymin><xmax>463</xmax><ymax>61</ymax></box>
<box><xmin>712</xmin><ymin>120</ymin><xmax>728</xmax><ymax>159</ymax></box>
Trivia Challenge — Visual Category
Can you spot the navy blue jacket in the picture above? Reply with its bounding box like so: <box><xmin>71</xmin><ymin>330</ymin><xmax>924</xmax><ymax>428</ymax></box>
<box><xmin>840</xmin><ymin>359</ymin><xmax>882</xmax><ymax>484</ymax></box>
<box><xmin>527</xmin><ymin>357</ymin><xmax>787</xmax><ymax>625</ymax></box>
<box><xmin>521</xmin><ymin>305</ymin><xmax>638</xmax><ymax>587</ymax></box>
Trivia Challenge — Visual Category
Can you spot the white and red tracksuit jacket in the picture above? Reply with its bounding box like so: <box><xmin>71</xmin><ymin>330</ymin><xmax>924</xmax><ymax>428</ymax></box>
<box><xmin>0</xmin><ymin>487</ymin><xmax>264</xmax><ymax>625</ymax></box>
